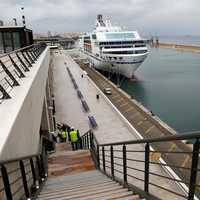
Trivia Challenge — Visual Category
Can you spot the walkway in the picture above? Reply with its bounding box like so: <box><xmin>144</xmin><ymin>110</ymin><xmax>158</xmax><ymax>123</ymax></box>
<box><xmin>52</xmin><ymin>50</ymin><xmax>185</xmax><ymax>199</ymax></box>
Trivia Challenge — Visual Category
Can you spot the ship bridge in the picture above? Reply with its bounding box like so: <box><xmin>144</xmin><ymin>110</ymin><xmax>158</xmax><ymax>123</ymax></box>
<box><xmin>0</xmin><ymin>44</ymin><xmax>200</xmax><ymax>200</ymax></box>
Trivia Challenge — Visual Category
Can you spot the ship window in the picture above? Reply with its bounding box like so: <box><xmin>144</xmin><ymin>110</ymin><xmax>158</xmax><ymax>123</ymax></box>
<box><xmin>135</xmin><ymin>50</ymin><xmax>148</xmax><ymax>54</ymax></box>
<box><xmin>135</xmin><ymin>44</ymin><xmax>146</xmax><ymax>47</ymax></box>
<box><xmin>103</xmin><ymin>51</ymin><xmax>134</xmax><ymax>54</ymax></box>
<box><xmin>0</xmin><ymin>32</ymin><xmax>3</xmax><ymax>53</ymax></box>
<box><xmin>92</xmin><ymin>34</ymin><xmax>96</xmax><ymax>39</ymax></box>
<box><xmin>13</xmin><ymin>32</ymin><xmax>20</xmax><ymax>49</ymax></box>
<box><xmin>106</xmin><ymin>32</ymin><xmax>135</xmax><ymax>39</ymax></box>
<box><xmin>3</xmin><ymin>32</ymin><xmax>13</xmax><ymax>52</ymax></box>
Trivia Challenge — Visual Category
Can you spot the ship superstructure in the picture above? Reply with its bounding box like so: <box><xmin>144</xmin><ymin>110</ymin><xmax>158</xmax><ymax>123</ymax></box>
<box><xmin>79</xmin><ymin>14</ymin><xmax>148</xmax><ymax>78</ymax></box>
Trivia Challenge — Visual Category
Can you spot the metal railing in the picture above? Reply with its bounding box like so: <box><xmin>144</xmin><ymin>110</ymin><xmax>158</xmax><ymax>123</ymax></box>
<box><xmin>0</xmin><ymin>136</ymin><xmax>54</xmax><ymax>200</ymax></box>
<box><xmin>0</xmin><ymin>43</ymin><xmax>47</xmax><ymax>104</ymax></box>
<box><xmin>81</xmin><ymin>131</ymin><xmax>200</xmax><ymax>200</ymax></box>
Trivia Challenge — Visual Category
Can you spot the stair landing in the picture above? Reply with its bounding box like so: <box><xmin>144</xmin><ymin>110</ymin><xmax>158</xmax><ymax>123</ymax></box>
<box><xmin>48</xmin><ymin>143</ymin><xmax>95</xmax><ymax>177</ymax></box>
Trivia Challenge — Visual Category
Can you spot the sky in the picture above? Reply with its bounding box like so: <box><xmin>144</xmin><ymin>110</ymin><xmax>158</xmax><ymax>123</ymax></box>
<box><xmin>0</xmin><ymin>0</ymin><xmax>200</xmax><ymax>36</ymax></box>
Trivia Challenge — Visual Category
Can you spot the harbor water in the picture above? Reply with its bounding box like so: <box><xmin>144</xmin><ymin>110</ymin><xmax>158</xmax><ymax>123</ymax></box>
<box><xmin>118</xmin><ymin>47</ymin><xmax>200</xmax><ymax>133</ymax></box>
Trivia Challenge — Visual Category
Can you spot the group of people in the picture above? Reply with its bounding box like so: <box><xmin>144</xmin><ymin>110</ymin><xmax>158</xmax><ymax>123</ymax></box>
<box><xmin>58</xmin><ymin>123</ymin><xmax>82</xmax><ymax>150</ymax></box>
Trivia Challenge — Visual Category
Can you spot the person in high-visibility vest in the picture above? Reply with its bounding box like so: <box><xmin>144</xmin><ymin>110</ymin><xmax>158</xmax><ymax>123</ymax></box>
<box><xmin>61</xmin><ymin>130</ymin><xmax>67</xmax><ymax>142</ymax></box>
<box><xmin>59</xmin><ymin>124</ymin><xmax>67</xmax><ymax>142</ymax></box>
<box><xmin>69</xmin><ymin>128</ymin><xmax>78</xmax><ymax>150</ymax></box>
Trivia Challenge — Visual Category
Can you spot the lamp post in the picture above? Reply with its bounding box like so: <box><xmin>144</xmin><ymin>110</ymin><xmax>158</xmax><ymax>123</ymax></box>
<box><xmin>21</xmin><ymin>7</ymin><xmax>26</xmax><ymax>27</ymax></box>
<box><xmin>13</xmin><ymin>18</ymin><xmax>17</xmax><ymax>26</ymax></box>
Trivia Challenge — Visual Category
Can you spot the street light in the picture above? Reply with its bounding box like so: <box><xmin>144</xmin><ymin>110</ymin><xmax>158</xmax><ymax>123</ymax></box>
<box><xmin>21</xmin><ymin>7</ymin><xmax>26</xmax><ymax>27</ymax></box>
<box><xmin>13</xmin><ymin>18</ymin><xmax>17</xmax><ymax>26</ymax></box>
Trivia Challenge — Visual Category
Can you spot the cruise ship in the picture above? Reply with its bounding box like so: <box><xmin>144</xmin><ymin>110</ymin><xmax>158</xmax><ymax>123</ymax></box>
<box><xmin>79</xmin><ymin>15</ymin><xmax>149</xmax><ymax>78</ymax></box>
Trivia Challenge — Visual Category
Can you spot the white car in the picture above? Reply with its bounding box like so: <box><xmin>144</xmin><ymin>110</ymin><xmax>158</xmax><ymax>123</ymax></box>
<box><xmin>103</xmin><ymin>87</ymin><xmax>112</xmax><ymax>95</ymax></box>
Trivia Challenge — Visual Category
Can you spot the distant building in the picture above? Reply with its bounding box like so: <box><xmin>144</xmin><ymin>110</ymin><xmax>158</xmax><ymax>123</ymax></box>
<box><xmin>0</xmin><ymin>26</ymin><xmax>33</xmax><ymax>54</ymax></box>
<box><xmin>0</xmin><ymin>20</ymin><xmax>3</xmax><ymax>26</ymax></box>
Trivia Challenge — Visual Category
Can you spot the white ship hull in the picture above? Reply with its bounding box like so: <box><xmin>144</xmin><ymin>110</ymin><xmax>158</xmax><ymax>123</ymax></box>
<box><xmin>79</xmin><ymin>15</ymin><xmax>149</xmax><ymax>78</ymax></box>
<box><xmin>84</xmin><ymin>51</ymin><xmax>148</xmax><ymax>78</ymax></box>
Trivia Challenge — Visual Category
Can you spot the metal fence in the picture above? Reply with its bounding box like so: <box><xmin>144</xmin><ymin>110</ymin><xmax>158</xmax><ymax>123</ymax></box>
<box><xmin>0</xmin><ymin>136</ymin><xmax>53</xmax><ymax>200</ymax></box>
<box><xmin>81</xmin><ymin>131</ymin><xmax>200</xmax><ymax>200</ymax></box>
<box><xmin>0</xmin><ymin>43</ymin><xmax>46</xmax><ymax>104</ymax></box>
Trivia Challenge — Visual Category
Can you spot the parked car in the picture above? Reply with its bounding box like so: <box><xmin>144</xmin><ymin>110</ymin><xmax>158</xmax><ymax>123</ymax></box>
<box><xmin>103</xmin><ymin>87</ymin><xmax>112</xmax><ymax>95</ymax></box>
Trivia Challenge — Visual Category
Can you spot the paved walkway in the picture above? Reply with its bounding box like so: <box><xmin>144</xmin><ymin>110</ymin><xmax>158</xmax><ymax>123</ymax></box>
<box><xmin>53</xmin><ymin>50</ymin><xmax>185</xmax><ymax>200</ymax></box>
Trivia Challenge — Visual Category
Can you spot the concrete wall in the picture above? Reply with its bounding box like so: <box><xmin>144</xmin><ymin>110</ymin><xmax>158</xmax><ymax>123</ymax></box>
<box><xmin>0</xmin><ymin>47</ymin><xmax>50</xmax><ymax>161</ymax></box>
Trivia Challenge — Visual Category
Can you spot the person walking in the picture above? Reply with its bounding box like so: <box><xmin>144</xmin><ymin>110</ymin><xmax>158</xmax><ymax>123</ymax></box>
<box><xmin>69</xmin><ymin>128</ymin><xmax>78</xmax><ymax>150</ymax></box>
<box><xmin>77</xmin><ymin>129</ymin><xmax>82</xmax><ymax>149</ymax></box>
<box><xmin>60</xmin><ymin>124</ymin><xmax>67</xmax><ymax>142</ymax></box>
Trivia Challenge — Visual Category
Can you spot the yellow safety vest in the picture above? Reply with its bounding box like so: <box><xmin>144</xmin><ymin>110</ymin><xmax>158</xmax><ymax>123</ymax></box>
<box><xmin>61</xmin><ymin>131</ymin><xmax>67</xmax><ymax>139</ymax></box>
<box><xmin>70</xmin><ymin>131</ymin><xmax>78</xmax><ymax>142</ymax></box>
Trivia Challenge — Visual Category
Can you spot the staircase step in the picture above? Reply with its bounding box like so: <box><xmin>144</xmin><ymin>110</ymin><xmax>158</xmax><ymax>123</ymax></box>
<box><xmin>46</xmin><ymin>170</ymin><xmax>102</xmax><ymax>183</ymax></box>
<box><xmin>110</xmin><ymin>194</ymin><xmax>141</xmax><ymax>200</ymax></box>
<box><xmin>37</xmin><ymin>185</ymin><xmax>124</xmax><ymax>200</ymax></box>
<box><xmin>40</xmin><ymin>180</ymin><xmax>118</xmax><ymax>195</ymax></box>
<box><xmin>78</xmin><ymin>189</ymin><xmax>132</xmax><ymax>200</ymax></box>
<box><xmin>44</xmin><ymin>175</ymin><xmax>109</xmax><ymax>189</ymax></box>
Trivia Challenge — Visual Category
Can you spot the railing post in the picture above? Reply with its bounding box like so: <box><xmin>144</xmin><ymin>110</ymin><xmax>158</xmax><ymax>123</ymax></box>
<box><xmin>89</xmin><ymin>131</ymin><xmax>93</xmax><ymax>149</ymax></box>
<box><xmin>102</xmin><ymin>146</ymin><xmax>106</xmax><ymax>172</ymax></box>
<box><xmin>19</xmin><ymin>160</ymin><xmax>30</xmax><ymax>199</ymax></box>
<box><xmin>26</xmin><ymin>50</ymin><xmax>35</xmax><ymax>64</ymax></box>
<box><xmin>30</xmin><ymin>158</ymin><xmax>37</xmax><ymax>188</ymax></box>
<box><xmin>1</xmin><ymin>165</ymin><xmax>13</xmax><ymax>200</ymax></box>
<box><xmin>0</xmin><ymin>60</ymin><xmax>19</xmax><ymax>86</ymax></box>
<box><xmin>188</xmin><ymin>139</ymin><xmax>200</xmax><ymax>200</ymax></box>
<box><xmin>82</xmin><ymin>136</ymin><xmax>85</xmax><ymax>149</ymax></box>
<box><xmin>97</xmin><ymin>145</ymin><xmax>100</xmax><ymax>169</ymax></box>
<box><xmin>9</xmin><ymin>55</ymin><xmax>25</xmax><ymax>78</ymax></box>
<box><xmin>144</xmin><ymin>143</ymin><xmax>150</xmax><ymax>193</ymax></box>
<box><xmin>16</xmin><ymin>53</ymin><xmax>30</xmax><ymax>72</ymax></box>
<box><xmin>0</xmin><ymin>84</ymin><xmax>11</xmax><ymax>99</ymax></box>
<box><xmin>110</xmin><ymin>145</ymin><xmax>114</xmax><ymax>179</ymax></box>
<box><xmin>36</xmin><ymin>156</ymin><xmax>42</xmax><ymax>182</ymax></box>
<box><xmin>123</xmin><ymin>144</ymin><xmax>127</xmax><ymax>186</ymax></box>
<box><xmin>87</xmin><ymin>133</ymin><xmax>90</xmax><ymax>149</ymax></box>
<box><xmin>22</xmin><ymin>51</ymin><xmax>32</xmax><ymax>67</ymax></box>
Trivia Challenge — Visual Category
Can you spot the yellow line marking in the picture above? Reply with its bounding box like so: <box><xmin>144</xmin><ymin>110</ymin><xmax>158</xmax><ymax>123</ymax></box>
<box><xmin>119</xmin><ymin>102</ymin><xmax>129</xmax><ymax>107</ymax></box>
<box><xmin>181</xmin><ymin>155</ymin><xmax>190</xmax><ymax>168</ymax></box>
<box><xmin>115</xmin><ymin>98</ymin><xmax>124</xmax><ymax>103</ymax></box>
<box><xmin>145</xmin><ymin>125</ymin><xmax>155</xmax><ymax>133</ymax></box>
<box><xmin>137</xmin><ymin>121</ymin><xmax>143</xmax><ymax>125</ymax></box>
<box><xmin>124</xmin><ymin>107</ymin><xmax>134</xmax><ymax>113</ymax></box>
<box><xmin>129</xmin><ymin>112</ymin><xmax>140</xmax><ymax>119</ymax></box>
<box><xmin>112</xmin><ymin>94</ymin><xmax>120</xmax><ymax>99</ymax></box>
<box><xmin>169</xmin><ymin>144</ymin><xmax>176</xmax><ymax>152</ymax></box>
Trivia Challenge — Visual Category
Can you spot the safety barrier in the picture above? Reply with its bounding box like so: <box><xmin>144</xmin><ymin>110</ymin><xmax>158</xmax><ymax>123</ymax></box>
<box><xmin>88</xmin><ymin>115</ymin><xmax>98</xmax><ymax>128</ymax></box>
<box><xmin>66</xmin><ymin>67</ymin><xmax>91</xmax><ymax>113</ymax></box>
<box><xmin>77</xmin><ymin>90</ymin><xmax>83</xmax><ymax>99</ymax></box>
<box><xmin>81</xmin><ymin>99</ymin><xmax>90</xmax><ymax>112</ymax></box>
<box><xmin>0</xmin><ymin>43</ymin><xmax>46</xmax><ymax>104</ymax></box>
<box><xmin>0</xmin><ymin>136</ymin><xmax>54</xmax><ymax>200</ymax></box>
<box><xmin>81</xmin><ymin>131</ymin><xmax>200</xmax><ymax>200</ymax></box>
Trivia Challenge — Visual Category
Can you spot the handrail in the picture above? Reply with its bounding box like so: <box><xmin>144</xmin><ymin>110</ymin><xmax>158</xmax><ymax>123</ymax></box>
<box><xmin>0</xmin><ymin>135</ymin><xmax>53</xmax><ymax>165</ymax></box>
<box><xmin>81</xmin><ymin>130</ymin><xmax>200</xmax><ymax>200</ymax></box>
<box><xmin>0</xmin><ymin>43</ymin><xmax>44</xmax><ymax>59</ymax></box>
<box><xmin>0</xmin><ymin>42</ymin><xmax>47</xmax><ymax>102</ymax></box>
<box><xmin>0</xmin><ymin>135</ymin><xmax>54</xmax><ymax>200</ymax></box>
<box><xmin>99</xmin><ymin>131</ymin><xmax>200</xmax><ymax>147</ymax></box>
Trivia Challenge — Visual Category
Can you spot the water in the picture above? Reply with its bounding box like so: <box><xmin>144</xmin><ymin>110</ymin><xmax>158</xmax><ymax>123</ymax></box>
<box><xmin>119</xmin><ymin>47</ymin><xmax>200</xmax><ymax>133</ymax></box>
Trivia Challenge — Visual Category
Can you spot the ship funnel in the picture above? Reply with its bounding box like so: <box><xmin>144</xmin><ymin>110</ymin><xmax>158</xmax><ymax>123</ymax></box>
<box><xmin>97</xmin><ymin>14</ymin><xmax>105</xmax><ymax>26</ymax></box>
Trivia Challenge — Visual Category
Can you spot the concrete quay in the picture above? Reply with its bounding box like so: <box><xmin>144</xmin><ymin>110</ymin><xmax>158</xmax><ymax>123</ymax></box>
<box><xmin>76</xmin><ymin>57</ymin><xmax>200</xmax><ymax>192</ymax></box>
<box><xmin>155</xmin><ymin>43</ymin><xmax>200</xmax><ymax>53</ymax></box>
<box><xmin>52</xmin><ymin>50</ymin><xmax>187</xmax><ymax>199</ymax></box>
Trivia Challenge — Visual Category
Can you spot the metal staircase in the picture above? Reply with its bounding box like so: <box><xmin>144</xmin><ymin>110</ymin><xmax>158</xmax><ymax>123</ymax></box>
<box><xmin>35</xmin><ymin>140</ymin><xmax>141</xmax><ymax>200</ymax></box>
<box><xmin>37</xmin><ymin>170</ymin><xmax>140</xmax><ymax>200</ymax></box>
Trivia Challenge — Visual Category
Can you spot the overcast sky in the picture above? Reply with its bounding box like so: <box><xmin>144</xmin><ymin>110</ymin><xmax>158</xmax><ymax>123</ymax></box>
<box><xmin>0</xmin><ymin>0</ymin><xmax>200</xmax><ymax>36</ymax></box>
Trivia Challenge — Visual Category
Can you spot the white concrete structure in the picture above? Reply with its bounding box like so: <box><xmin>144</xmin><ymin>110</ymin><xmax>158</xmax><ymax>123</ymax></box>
<box><xmin>0</xmin><ymin>47</ymin><xmax>51</xmax><ymax>161</ymax></box>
